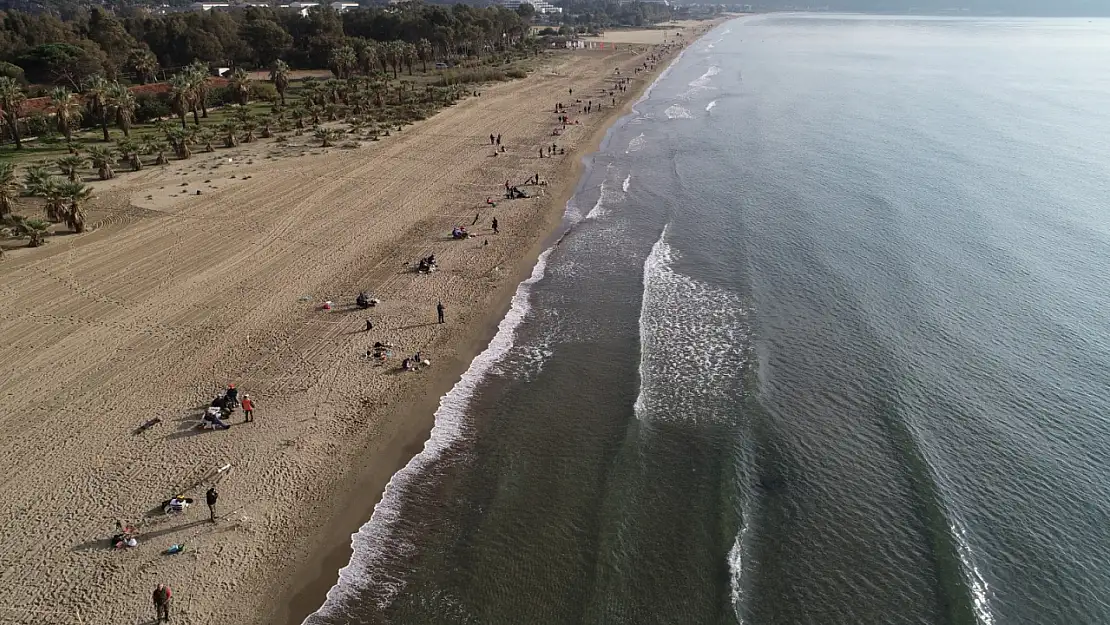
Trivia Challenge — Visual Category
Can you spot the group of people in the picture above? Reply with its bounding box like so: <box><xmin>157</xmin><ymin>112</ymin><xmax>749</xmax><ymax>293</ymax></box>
<box><xmin>417</xmin><ymin>254</ymin><xmax>438</xmax><ymax>273</ymax></box>
<box><xmin>204</xmin><ymin>384</ymin><xmax>256</xmax><ymax>429</ymax></box>
<box><xmin>401</xmin><ymin>351</ymin><xmax>429</xmax><ymax>371</ymax></box>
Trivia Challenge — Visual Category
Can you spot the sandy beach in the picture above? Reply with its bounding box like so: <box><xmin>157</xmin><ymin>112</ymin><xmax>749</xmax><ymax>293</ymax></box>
<box><xmin>0</xmin><ymin>21</ymin><xmax>718</xmax><ymax>625</ymax></box>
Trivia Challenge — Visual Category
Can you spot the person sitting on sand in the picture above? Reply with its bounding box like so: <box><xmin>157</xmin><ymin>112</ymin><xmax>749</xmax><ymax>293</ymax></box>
<box><xmin>402</xmin><ymin>357</ymin><xmax>412</xmax><ymax>371</ymax></box>
<box><xmin>203</xmin><ymin>407</ymin><xmax>230</xmax><ymax>429</ymax></box>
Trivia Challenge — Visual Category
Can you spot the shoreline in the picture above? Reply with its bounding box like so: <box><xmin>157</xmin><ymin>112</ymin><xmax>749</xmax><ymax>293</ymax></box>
<box><xmin>271</xmin><ymin>21</ymin><xmax>725</xmax><ymax>625</ymax></box>
<box><xmin>0</xmin><ymin>20</ymin><xmax>726</xmax><ymax>625</ymax></box>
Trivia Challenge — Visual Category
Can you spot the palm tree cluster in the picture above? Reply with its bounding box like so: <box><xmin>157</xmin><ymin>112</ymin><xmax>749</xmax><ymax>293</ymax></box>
<box><xmin>15</xmin><ymin>159</ymin><xmax>94</xmax><ymax>235</ymax></box>
<box><xmin>169</xmin><ymin>61</ymin><xmax>224</xmax><ymax>129</ymax></box>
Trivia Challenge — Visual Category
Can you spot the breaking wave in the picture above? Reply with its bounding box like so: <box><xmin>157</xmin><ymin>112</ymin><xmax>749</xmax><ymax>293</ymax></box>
<box><xmin>302</xmin><ymin>246</ymin><xmax>555</xmax><ymax>622</ymax></box>
<box><xmin>633</xmin><ymin>227</ymin><xmax>749</xmax><ymax>423</ymax></box>
<box><xmin>627</xmin><ymin>132</ymin><xmax>646</xmax><ymax>153</ymax></box>
<box><xmin>665</xmin><ymin>105</ymin><xmax>693</xmax><ymax>120</ymax></box>
<box><xmin>688</xmin><ymin>65</ymin><xmax>721</xmax><ymax>89</ymax></box>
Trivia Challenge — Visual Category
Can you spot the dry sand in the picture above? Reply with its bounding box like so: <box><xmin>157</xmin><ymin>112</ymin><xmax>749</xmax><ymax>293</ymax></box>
<box><xmin>0</xmin><ymin>22</ymin><xmax>719</xmax><ymax>625</ymax></box>
<box><xmin>582</xmin><ymin>19</ymin><xmax>706</xmax><ymax>45</ymax></box>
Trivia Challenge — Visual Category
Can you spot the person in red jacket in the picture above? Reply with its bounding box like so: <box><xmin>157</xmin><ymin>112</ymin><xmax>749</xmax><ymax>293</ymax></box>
<box><xmin>152</xmin><ymin>584</ymin><xmax>171</xmax><ymax>622</ymax></box>
<box><xmin>241</xmin><ymin>394</ymin><xmax>254</xmax><ymax>423</ymax></box>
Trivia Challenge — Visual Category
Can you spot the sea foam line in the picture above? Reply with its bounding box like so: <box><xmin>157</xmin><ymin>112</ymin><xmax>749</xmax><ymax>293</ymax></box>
<box><xmin>622</xmin><ymin>174</ymin><xmax>631</xmax><ymax>193</ymax></box>
<box><xmin>633</xmin><ymin>225</ymin><xmax>671</xmax><ymax>420</ymax></box>
<box><xmin>706</xmin><ymin>100</ymin><xmax>717</xmax><ymax>112</ymax></box>
<box><xmin>303</xmin><ymin>247</ymin><xmax>554</xmax><ymax>622</ymax></box>
<box><xmin>728</xmin><ymin>510</ymin><xmax>751</xmax><ymax>625</ymax></box>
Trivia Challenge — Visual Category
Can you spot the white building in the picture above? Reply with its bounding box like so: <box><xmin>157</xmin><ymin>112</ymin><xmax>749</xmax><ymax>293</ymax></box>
<box><xmin>284</xmin><ymin>1</ymin><xmax>318</xmax><ymax>16</ymax></box>
<box><xmin>191</xmin><ymin>2</ymin><xmax>230</xmax><ymax>10</ymax></box>
<box><xmin>500</xmin><ymin>0</ymin><xmax>563</xmax><ymax>14</ymax></box>
<box><xmin>330</xmin><ymin>1</ymin><xmax>359</xmax><ymax>11</ymax></box>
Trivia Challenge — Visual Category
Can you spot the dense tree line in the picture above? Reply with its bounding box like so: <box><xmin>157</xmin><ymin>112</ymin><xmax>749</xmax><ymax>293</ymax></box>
<box><xmin>0</xmin><ymin>1</ymin><xmax>530</xmax><ymax>89</ymax></box>
<box><xmin>553</xmin><ymin>0</ymin><xmax>674</xmax><ymax>28</ymax></box>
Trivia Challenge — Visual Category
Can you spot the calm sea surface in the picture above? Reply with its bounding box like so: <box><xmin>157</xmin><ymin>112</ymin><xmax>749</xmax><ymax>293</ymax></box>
<box><xmin>306</xmin><ymin>15</ymin><xmax>1110</xmax><ymax>625</ymax></box>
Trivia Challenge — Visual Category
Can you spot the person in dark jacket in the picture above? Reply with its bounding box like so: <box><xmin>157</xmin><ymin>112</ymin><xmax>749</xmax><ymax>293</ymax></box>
<box><xmin>152</xmin><ymin>584</ymin><xmax>172</xmax><ymax>622</ymax></box>
<box><xmin>437</xmin><ymin>301</ymin><xmax>445</xmax><ymax>324</ymax></box>
<box><xmin>206</xmin><ymin>487</ymin><xmax>218</xmax><ymax>523</ymax></box>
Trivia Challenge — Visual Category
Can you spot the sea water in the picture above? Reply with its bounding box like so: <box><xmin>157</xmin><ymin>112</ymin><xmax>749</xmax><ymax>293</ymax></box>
<box><xmin>306</xmin><ymin>15</ymin><xmax>1110</xmax><ymax>625</ymax></box>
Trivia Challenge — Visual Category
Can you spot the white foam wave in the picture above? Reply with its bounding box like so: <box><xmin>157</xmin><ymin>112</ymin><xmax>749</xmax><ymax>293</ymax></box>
<box><xmin>706</xmin><ymin>101</ymin><xmax>717</xmax><ymax>112</ymax></box>
<box><xmin>586</xmin><ymin>180</ymin><xmax>609</xmax><ymax>219</ymax></box>
<box><xmin>688</xmin><ymin>65</ymin><xmax>721</xmax><ymax>89</ymax></box>
<box><xmin>728</xmin><ymin>512</ymin><xmax>751</xmax><ymax>624</ymax></box>
<box><xmin>303</xmin><ymin>248</ymin><xmax>554</xmax><ymax>622</ymax></box>
<box><xmin>951</xmin><ymin>517</ymin><xmax>996</xmax><ymax>625</ymax></box>
<box><xmin>664</xmin><ymin>105</ymin><xmax>693</xmax><ymax>120</ymax></box>
<box><xmin>633</xmin><ymin>227</ymin><xmax>748</xmax><ymax>422</ymax></box>
<box><xmin>622</xmin><ymin>174</ymin><xmax>631</xmax><ymax>193</ymax></box>
<box><xmin>626</xmin><ymin>132</ymin><xmax>646</xmax><ymax>154</ymax></box>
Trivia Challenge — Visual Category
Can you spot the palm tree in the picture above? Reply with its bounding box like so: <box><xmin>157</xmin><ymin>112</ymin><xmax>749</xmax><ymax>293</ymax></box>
<box><xmin>270</xmin><ymin>60</ymin><xmax>291</xmax><ymax>106</ymax></box>
<box><xmin>0</xmin><ymin>77</ymin><xmax>26</xmax><ymax>149</ymax></box>
<box><xmin>87</xmin><ymin>145</ymin><xmax>118</xmax><ymax>180</ymax></box>
<box><xmin>260</xmin><ymin>116</ymin><xmax>276</xmax><ymax>139</ymax></box>
<box><xmin>127</xmin><ymin>48</ymin><xmax>159</xmax><ymax>84</ymax></box>
<box><xmin>368</xmin><ymin>80</ymin><xmax>386</xmax><ymax>108</ymax></box>
<box><xmin>116</xmin><ymin>138</ymin><xmax>143</xmax><ymax>171</ymax></box>
<box><xmin>59</xmin><ymin>180</ymin><xmax>92</xmax><ymax>233</ymax></box>
<box><xmin>0</xmin><ymin>163</ymin><xmax>18</xmax><ymax>217</ymax></box>
<box><xmin>289</xmin><ymin>105</ymin><xmax>306</xmax><ymax>129</ymax></box>
<box><xmin>23</xmin><ymin>162</ymin><xmax>52</xmax><ymax>197</ymax></box>
<box><xmin>56</xmin><ymin>154</ymin><xmax>86</xmax><ymax>182</ymax></box>
<box><xmin>141</xmin><ymin>136</ymin><xmax>169</xmax><ymax>166</ymax></box>
<box><xmin>197</xmin><ymin>128</ymin><xmax>216</xmax><ymax>152</ymax></box>
<box><xmin>402</xmin><ymin>42</ymin><xmax>418</xmax><ymax>76</ymax></box>
<box><xmin>356</xmin><ymin>40</ymin><xmax>380</xmax><ymax>77</ymax></box>
<box><xmin>229</xmin><ymin>68</ymin><xmax>251</xmax><ymax>106</ymax></box>
<box><xmin>241</xmin><ymin>119</ymin><xmax>257</xmax><ymax>143</ymax></box>
<box><xmin>110</xmin><ymin>82</ymin><xmax>136</xmax><ymax>137</ymax></box>
<box><xmin>84</xmin><ymin>75</ymin><xmax>114</xmax><ymax>142</ymax></box>
<box><xmin>330</xmin><ymin>45</ymin><xmax>358</xmax><ymax>80</ymax></box>
<box><xmin>6</xmin><ymin>215</ymin><xmax>51</xmax><ymax>247</ymax></box>
<box><xmin>232</xmin><ymin>106</ymin><xmax>254</xmax><ymax>125</ymax></box>
<box><xmin>167</xmin><ymin>127</ymin><xmax>192</xmax><ymax>159</ymax></box>
<box><xmin>219</xmin><ymin>120</ymin><xmax>239</xmax><ymax>148</ymax></box>
<box><xmin>40</xmin><ymin>177</ymin><xmax>67</xmax><ymax>222</ymax></box>
<box><xmin>314</xmin><ymin>127</ymin><xmax>340</xmax><ymax>147</ymax></box>
<box><xmin>50</xmin><ymin>88</ymin><xmax>82</xmax><ymax>142</ymax></box>
<box><xmin>384</xmin><ymin>41</ymin><xmax>404</xmax><ymax>79</ymax></box>
<box><xmin>188</xmin><ymin>61</ymin><xmax>211</xmax><ymax>120</ymax></box>
<box><xmin>417</xmin><ymin>38</ymin><xmax>433</xmax><ymax>73</ymax></box>
<box><xmin>169</xmin><ymin>74</ymin><xmax>192</xmax><ymax>129</ymax></box>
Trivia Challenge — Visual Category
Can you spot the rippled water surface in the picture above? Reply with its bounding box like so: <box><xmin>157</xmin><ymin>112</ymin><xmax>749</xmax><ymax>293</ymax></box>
<box><xmin>306</xmin><ymin>15</ymin><xmax>1110</xmax><ymax>625</ymax></box>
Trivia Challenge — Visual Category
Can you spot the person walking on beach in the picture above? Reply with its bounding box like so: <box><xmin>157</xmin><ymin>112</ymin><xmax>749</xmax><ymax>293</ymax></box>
<box><xmin>241</xmin><ymin>394</ymin><xmax>254</xmax><ymax>422</ymax></box>
<box><xmin>496</xmin><ymin>133</ymin><xmax>501</xmax><ymax>146</ymax></box>
<box><xmin>492</xmin><ymin>217</ymin><xmax>499</xmax><ymax>234</ymax></box>
<box><xmin>437</xmin><ymin>301</ymin><xmax>445</xmax><ymax>324</ymax></box>
<box><xmin>206</xmin><ymin>487</ymin><xmax>218</xmax><ymax>522</ymax></box>
<box><xmin>152</xmin><ymin>584</ymin><xmax>171</xmax><ymax>622</ymax></box>
<box><xmin>489</xmin><ymin>133</ymin><xmax>495</xmax><ymax>145</ymax></box>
